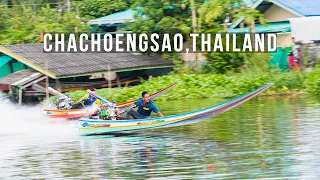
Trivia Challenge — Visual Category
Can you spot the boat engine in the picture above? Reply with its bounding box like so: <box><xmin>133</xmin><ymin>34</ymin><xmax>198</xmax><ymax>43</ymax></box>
<box><xmin>56</xmin><ymin>94</ymin><xmax>74</xmax><ymax>110</ymax></box>
<box><xmin>98</xmin><ymin>99</ymin><xmax>120</xmax><ymax>120</ymax></box>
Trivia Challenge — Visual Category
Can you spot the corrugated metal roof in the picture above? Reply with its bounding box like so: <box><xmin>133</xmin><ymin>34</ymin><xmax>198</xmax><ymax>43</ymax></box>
<box><xmin>275</xmin><ymin>0</ymin><xmax>320</xmax><ymax>16</ymax></box>
<box><xmin>0</xmin><ymin>69</ymin><xmax>43</xmax><ymax>87</ymax></box>
<box><xmin>97</xmin><ymin>9</ymin><xmax>136</xmax><ymax>21</ymax></box>
<box><xmin>88</xmin><ymin>9</ymin><xmax>136</xmax><ymax>25</ymax></box>
<box><xmin>88</xmin><ymin>9</ymin><xmax>146</xmax><ymax>25</ymax></box>
<box><xmin>228</xmin><ymin>21</ymin><xmax>290</xmax><ymax>33</ymax></box>
<box><xmin>0</xmin><ymin>44</ymin><xmax>173</xmax><ymax>79</ymax></box>
<box><xmin>230</xmin><ymin>0</ymin><xmax>320</xmax><ymax>29</ymax></box>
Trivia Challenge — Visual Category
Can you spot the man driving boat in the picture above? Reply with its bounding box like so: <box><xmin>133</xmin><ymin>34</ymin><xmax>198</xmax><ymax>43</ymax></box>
<box><xmin>71</xmin><ymin>89</ymin><xmax>101</xmax><ymax>109</ymax></box>
<box><xmin>126</xmin><ymin>91</ymin><xmax>163</xmax><ymax>119</ymax></box>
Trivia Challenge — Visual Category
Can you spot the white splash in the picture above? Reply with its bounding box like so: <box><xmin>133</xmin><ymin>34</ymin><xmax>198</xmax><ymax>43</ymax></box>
<box><xmin>0</xmin><ymin>95</ymin><xmax>77</xmax><ymax>137</ymax></box>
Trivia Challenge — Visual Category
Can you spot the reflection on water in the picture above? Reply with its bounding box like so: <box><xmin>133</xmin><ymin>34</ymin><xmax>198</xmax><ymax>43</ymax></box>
<box><xmin>1</xmin><ymin>96</ymin><xmax>320</xmax><ymax>179</ymax></box>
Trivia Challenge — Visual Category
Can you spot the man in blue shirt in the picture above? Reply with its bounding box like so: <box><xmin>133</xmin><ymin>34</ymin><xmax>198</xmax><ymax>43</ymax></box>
<box><xmin>126</xmin><ymin>91</ymin><xmax>163</xmax><ymax>119</ymax></box>
<box><xmin>70</xmin><ymin>89</ymin><xmax>101</xmax><ymax>109</ymax></box>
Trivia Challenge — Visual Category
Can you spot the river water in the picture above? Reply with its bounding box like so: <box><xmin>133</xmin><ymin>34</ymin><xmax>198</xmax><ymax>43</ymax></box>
<box><xmin>0</xmin><ymin>96</ymin><xmax>319</xmax><ymax>179</ymax></box>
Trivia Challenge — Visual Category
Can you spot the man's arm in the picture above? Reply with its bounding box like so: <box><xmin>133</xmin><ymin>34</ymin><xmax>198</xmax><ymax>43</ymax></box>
<box><xmin>76</xmin><ymin>98</ymin><xmax>83</xmax><ymax>104</ymax></box>
<box><xmin>76</xmin><ymin>94</ymin><xmax>88</xmax><ymax>104</ymax></box>
<box><xmin>151</xmin><ymin>104</ymin><xmax>163</xmax><ymax>117</ymax></box>
<box><xmin>119</xmin><ymin>99</ymin><xmax>140</xmax><ymax>114</ymax></box>
<box><xmin>157</xmin><ymin>112</ymin><xmax>163</xmax><ymax>117</ymax></box>
<box><xmin>128</xmin><ymin>98</ymin><xmax>141</xmax><ymax>109</ymax></box>
<box><xmin>134</xmin><ymin>98</ymin><xmax>142</xmax><ymax>107</ymax></box>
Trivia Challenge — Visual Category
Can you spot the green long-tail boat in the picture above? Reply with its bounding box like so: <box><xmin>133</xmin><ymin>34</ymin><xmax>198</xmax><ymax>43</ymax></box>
<box><xmin>79</xmin><ymin>83</ymin><xmax>273</xmax><ymax>135</ymax></box>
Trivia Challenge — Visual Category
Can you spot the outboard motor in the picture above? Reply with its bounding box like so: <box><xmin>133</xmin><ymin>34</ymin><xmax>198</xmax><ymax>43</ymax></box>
<box><xmin>56</xmin><ymin>94</ymin><xmax>74</xmax><ymax>109</ymax></box>
<box><xmin>99</xmin><ymin>99</ymin><xmax>120</xmax><ymax>120</ymax></box>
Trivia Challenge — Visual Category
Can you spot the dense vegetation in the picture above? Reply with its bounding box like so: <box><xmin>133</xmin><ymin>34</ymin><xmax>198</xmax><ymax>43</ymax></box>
<box><xmin>1</xmin><ymin>0</ymin><xmax>320</xmax><ymax>102</ymax></box>
<box><xmin>0</xmin><ymin>6</ymin><xmax>89</xmax><ymax>45</ymax></box>
<box><xmin>76</xmin><ymin>0</ymin><xmax>130</xmax><ymax>19</ymax></box>
<box><xmin>56</xmin><ymin>66</ymin><xmax>315</xmax><ymax>104</ymax></box>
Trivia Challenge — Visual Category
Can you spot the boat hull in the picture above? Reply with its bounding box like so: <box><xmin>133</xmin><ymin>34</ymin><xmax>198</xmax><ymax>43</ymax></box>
<box><xmin>43</xmin><ymin>109</ymin><xmax>90</xmax><ymax>119</ymax></box>
<box><xmin>79</xmin><ymin>83</ymin><xmax>273</xmax><ymax>135</ymax></box>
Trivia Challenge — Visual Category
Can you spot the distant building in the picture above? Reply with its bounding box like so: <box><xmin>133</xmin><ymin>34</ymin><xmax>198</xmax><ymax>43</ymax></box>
<box><xmin>0</xmin><ymin>44</ymin><xmax>173</xmax><ymax>104</ymax></box>
<box><xmin>88</xmin><ymin>8</ymin><xmax>205</xmax><ymax>68</ymax></box>
<box><xmin>230</xmin><ymin>0</ymin><xmax>320</xmax><ymax>46</ymax></box>
<box><xmin>229</xmin><ymin>0</ymin><xmax>320</xmax><ymax>70</ymax></box>
<box><xmin>289</xmin><ymin>16</ymin><xmax>320</xmax><ymax>43</ymax></box>
<box><xmin>88</xmin><ymin>8</ymin><xmax>144</xmax><ymax>33</ymax></box>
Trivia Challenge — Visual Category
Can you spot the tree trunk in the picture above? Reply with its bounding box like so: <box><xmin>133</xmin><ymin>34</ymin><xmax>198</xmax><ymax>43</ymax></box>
<box><xmin>190</xmin><ymin>0</ymin><xmax>199</xmax><ymax>72</ymax></box>
<box><xmin>224</xmin><ymin>21</ymin><xmax>228</xmax><ymax>32</ymax></box>
<box><xmin>64</xmin><ymin>0</ymin><xmax>71</xmax><ymax>12</ymax></box>
<box><xmin>190</xmin><ymin>0</ymin><xmax>197</xmax><ymax>32</ymax></box>
<box><xmin>250</xmin><ymin>19</ymin><xmax>255</xmax><ymax>49</ymax></box>
<box><xmin>192</xmin><ymin>9</ymin><xmax>197</xmax><ymax>32</ymax></box>
<box><xmin>249</xmin><ymin>0</ymin><xmax>255</xmax><ymax>49</ymax></box>
<box><xmin>249</xmin><ymin>0</ymin><xmax>255</xmax><ymax>33</ymax></box>
<box><xmin>198</xmin><ymin>17</ymin><xmax>202</xmax><ymax>32</ymax></box>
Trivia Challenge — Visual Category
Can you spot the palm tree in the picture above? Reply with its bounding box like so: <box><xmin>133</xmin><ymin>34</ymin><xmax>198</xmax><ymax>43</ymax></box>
<box><xmin>198</xmin><ymin>0</ymin><xmax>223</xmax><ymax>27</ymax></box>
<box><xmin>234</xmin><ymin>4</ymin><xmax>266</xmax><ymax>34</ymax></box>
<box><xmin>199</xmin><ymin>0</ymin><xmax>244</xmax><ymax>32</ymax></box>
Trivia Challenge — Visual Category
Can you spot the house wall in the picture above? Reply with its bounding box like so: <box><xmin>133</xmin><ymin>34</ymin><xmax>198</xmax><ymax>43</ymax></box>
<box><xmin>0</xmin><ymin>61</ymin><xmax>28</xmax><ymax>78</ymax></box>
<box><xmin>277</xmin><ymin>33</ymin><xmax>293</xmax><ymax>47</ymax></box>
<box><xmin>0</xmin><ymin>63</ymin><xmax>11</xmax><ymax>78</ymax></box>
<box><xmin>264</xmin><ymin>4</ymin><xmax>298</xmax><ymax>22</ymax></box>
<box><xmin>180</xmin><ymin>53</ymin><xmax>204</xmax><ymax>61</ymax></box>
<box><xmin>144</xmin><ymin>67</ymin><xmax>173</xmax><ymax>78</ymax></box>
<box><xmin>179</xmin><ymin>41</ymin><xmax>206</xmax><ymax>65</ymax></box>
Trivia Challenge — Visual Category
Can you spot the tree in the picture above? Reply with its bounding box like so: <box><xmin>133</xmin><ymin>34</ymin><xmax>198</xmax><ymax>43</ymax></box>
<box><xmin>75</xmin><ymin>0</ymin><xmax>129</xmax><ymax>19</ymax></box>
<box><xmin>199</xmin><ymin>0</ymin><xmax>223</xmax><ymax>27</ymax></box>
<box><xmin>202</xmin><ymin>51</ymin><xmax>245</xmax><ymax>74</ymax></box>
<box><xmin>234</xmin><ymin>4</ymin><xmax>266</xmax><ymax>34</ymax></box>
<box><xmin>199</xmin><ymin>0</ymin><xmax>244</xmax><ymax>32</ymax></box>
<box><xmin>128</xmin><ymin>0</ymin><xmax>196</xmax><ymax>35</ymax></box>
<box><xmin>190</xmin><ymin>0</ymin><xmax>197</xmax><ymax>32</ymax></box>
<box><xmin>0</xmin><ymin>5</ymin><xmax>89</xmax><ymax>45</ymax></box>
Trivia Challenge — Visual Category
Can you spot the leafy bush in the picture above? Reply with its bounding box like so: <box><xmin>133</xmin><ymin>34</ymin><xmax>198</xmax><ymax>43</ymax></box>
<box><xmin>0</xmin><ymin>6</ymin><xmax>89</xmax><ymax>45</ymax></box>
<box><xmin>75</xmin><ymin>0</ymin><xmax>129</xmax><ymax>19</ymax></box>
<box><xmin>304</xmin><ymin>66</ymin><xmax>320</xmax><ymax>94</ymax></box>
<box><xmin>246</xmin><ymin>53</ymin><xmax>272</xmax><ymax>72</ymax></box>
<box><xmin>52</xmin><ymin>70</ymin><xmax>309</xmax><ymax>104</ymax></box>
<box><xmin>202</xmin><ymin>52</ymin><xmax>245</xmax><ymax>74</ymax></box>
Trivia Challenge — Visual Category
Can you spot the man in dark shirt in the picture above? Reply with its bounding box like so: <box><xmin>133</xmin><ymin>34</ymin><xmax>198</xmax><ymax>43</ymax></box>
<box><xmin>126</xmin><ymin>91</ymin><xmax>163</xmax><ymax>119</ymax></box>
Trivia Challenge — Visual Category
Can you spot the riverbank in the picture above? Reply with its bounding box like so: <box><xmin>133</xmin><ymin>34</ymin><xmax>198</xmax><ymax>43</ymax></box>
<box><xmin>51</xmin><ymin>68</ymin><xmax>319</xmax><ymax>103</ymax></box>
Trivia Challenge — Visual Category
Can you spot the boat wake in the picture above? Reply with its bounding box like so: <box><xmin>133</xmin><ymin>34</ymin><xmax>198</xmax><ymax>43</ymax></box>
<box><xmin>0</xmin><ymin>94</ymin><xmax>77</xmax><ymax>137</ymax></box>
